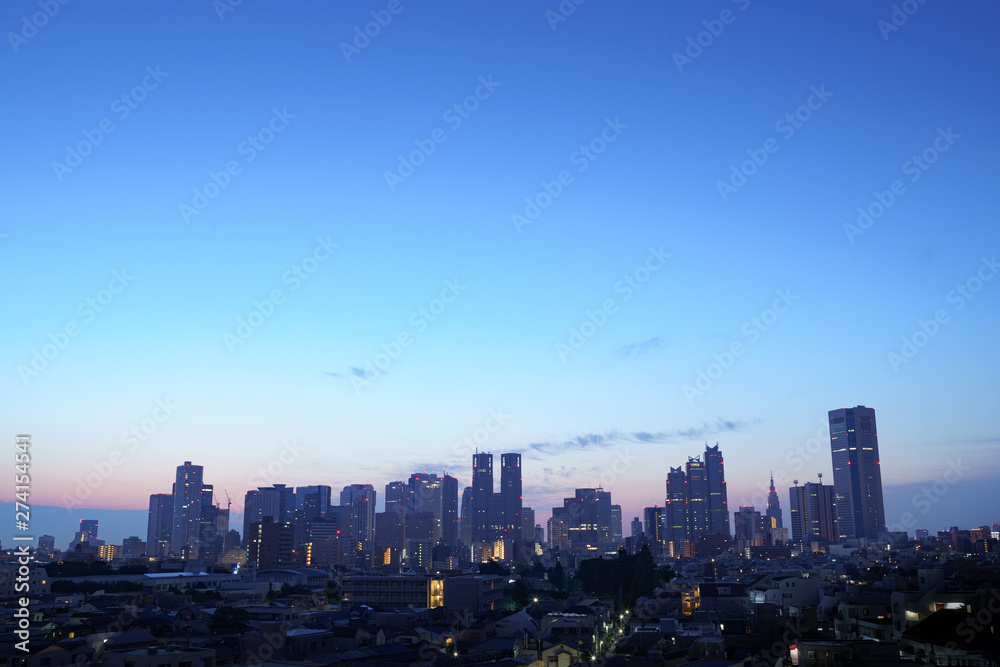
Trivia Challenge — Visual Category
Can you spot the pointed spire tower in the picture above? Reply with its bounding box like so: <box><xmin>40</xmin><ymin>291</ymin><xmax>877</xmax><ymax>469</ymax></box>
<box><xmin>766</xmin><ymin>470</ymin><xmax>783</xmax><ymax>530</ymax></box>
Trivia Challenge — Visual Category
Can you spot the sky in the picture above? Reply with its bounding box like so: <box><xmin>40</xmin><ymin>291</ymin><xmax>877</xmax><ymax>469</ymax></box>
<box><xmin>2</xmin><ymin>1</ymin><xmax>999</xmax><ymax>549</ymax></box>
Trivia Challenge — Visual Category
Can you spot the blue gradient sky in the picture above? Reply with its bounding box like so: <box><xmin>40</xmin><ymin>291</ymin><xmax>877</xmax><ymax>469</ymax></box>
<box><xmin>3</xmin><ymin>1</ymin><xmax>999</xmax><ymax>548</ymax></box>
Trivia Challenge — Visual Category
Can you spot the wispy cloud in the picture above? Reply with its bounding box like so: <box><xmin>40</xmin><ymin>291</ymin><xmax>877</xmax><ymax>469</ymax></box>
<box><xmin>616</xmin><ymin>336</ymin><xmax>667</xmax><ymax>358</ymax></box>
<box><xmin>522</xmin><ymin>418</ymin><xmax>754</xmax><ymax>459</ymax></box>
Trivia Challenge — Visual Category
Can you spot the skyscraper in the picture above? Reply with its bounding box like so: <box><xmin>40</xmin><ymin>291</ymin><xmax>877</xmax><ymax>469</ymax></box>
<box><xmin>829</xmin><ymin>405</ymin><xmax>885</xmax><ymax>541</ymax></box>
<box><xmin>147</xmin><ymin>494</ymin><xmax>173</xmax><ymax>558</ymax></box>
<box><xmin>704</xmin><ymin>443</ymin><xmax>730</xmax><ymax>536</ymax></box>
<box><xmin>766</xmin><ymin>471</ymin><xmax>783</xmax><ymax>530</ymax></box>
<box><xmin>79</xmin><ymin>519</ymin><xmax>99</xmax><ymax>544</ymax></box>
<box><xmin>407</xmin><ymin>473</ymin><xmax>443</xmax><ymax>541</ymax></box>
<box><xmin>789</xmin><ymin>475</ymin><xmax>838</xmax><ymax>542</ymax></box>
<box><xmin>460</xmin><ymin>486</ymin><xmax>474</xmax><ymax>545</ymax></box>
<box><xmin>500</xmin><ymin>453</ymin><xmax>522</xmax><ymax>545</ymax></box>
<box><xmin>472</xmin><ymin>452</ymin><xmax>493</xmax><ymax>543</ymax></box>
<box><xmin>663</xmin><ymin>465</ymin><xmax>688</xmax><ymax>554</ymax></box>
<box><xmin>663</xmin><ymin>443</ymin><xmax>731</xmax><ymax>551</ymax></box>
<box><xmin>643</xmin><ymin>506</ymin><xmax>664</xmax><ymax>555</ymax></box>
<box><xmin>243</xmin><ymin>484</ymin><xmax>294</xmax><ymax>543</ymax></box>
<box><xmin>385</xmin><ymin>481</ymin><xmax>407</xmax><ymax>515</ymax></box>
<box><xmin>171</xmin><ymin>461</ymin><xmax>204</xmax><ymax>558</ymax></box>
<box><xmin>442</xmin><ymin>474</ymin><xmax>459</xmax><ymax>545</ymax></box>
<box><xmin>341</xmin><ymin>483</ymin><xmax>377</xmax><ymax>554</ymax></box>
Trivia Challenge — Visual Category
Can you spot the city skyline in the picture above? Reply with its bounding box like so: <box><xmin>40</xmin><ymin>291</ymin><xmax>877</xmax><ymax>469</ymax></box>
<box><xmin>15</xmin><ymin>402</ymin><xmax>997</xmax><ymax>551</ymax></box>
<box><xmin>3</xmin><ymin>2</ymin><xmax>998</xmax><ymax>551</ymax></box>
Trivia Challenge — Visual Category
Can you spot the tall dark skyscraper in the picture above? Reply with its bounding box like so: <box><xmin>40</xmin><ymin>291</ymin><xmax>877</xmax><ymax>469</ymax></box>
<box><xmin>789</xmin><ymin>476</ymin><xmax>838</xmax><ymax>542</ymax></box>
<box><xmin>341</xmin><ymin>484</ymin><xmax>377</xmax><ymax>553</ymax></box>
<box><xmin>829</xmin><ymin>405</ymin><xmax>885</xmax><ymax>541</ymax></box>
<box><xmin>664</xmin><ymin>465</ymin><xmax>688</xmax><ymax>553</ymax></box>
<box><xmin>663</xmin><ymin>443</ymin><xmax>731</xmax><ymax>552</ymax></box>
<box><xmin>472</xmin><ymin>452</ymin><xmax>493</xmax><ymax>543</ymax></box>
<box><xmin>147</xmin><ymin>494</ymin><xmax>173</xmax><ymax>558</ymax></box>
<box><xmin>460</xmin><ymin>486</ymin><xmax>474</xmax><ymax>545</ymax></box>
<box><xmin>385</xmin><ymin>481</ymin><xmax>407</xmax><ymax>515</ymax></box>
<box><xmin>171</xmin><ymin>461</ymin><xmax>204</xmax><ymax>558</ymax></box>
<box><xmin>500</xmin><ymin>453</ymin><xmax>522</xmax><ymax>544</ymax></box>
<box><xmin>243</xmin><ymin>484</ymin><xmax>294</xmax><ymax>543</ymax></box>
<box><xmin>685</xmin><ymin>456</ymin><xmax>708</xmax><ymax>536</ymax></box>
<box><xmin>407</xmin><ymin>473</ymin><xmax>443</xmax><ymax>541</ymax></box>
<box><xmin>79</xmin><ymin>519</ymin><xmax>99</xmax><ymax>544</ymax></box>
<box><xmin>442</xmin><ymin>474</ymin><xmax>459</xmax><ymax>545</ymax></box>
<box><xmin>704</xmin><ymin>443</ymin><xmax>730</xmax><ymax>536</ymax></box>
<box><xmin>766</xmin><ymin>471</ymin><xmax>783</xmax><ymax>530</ymax></box>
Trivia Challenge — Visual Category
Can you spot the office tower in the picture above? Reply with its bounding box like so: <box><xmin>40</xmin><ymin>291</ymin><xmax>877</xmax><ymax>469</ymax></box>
<box><xmin>122</xmin><ymin>536</ymin><xmax>145</xmax><ymax>560</ymax></box>
<box><xmin>407</xmin><ymin>473</ymin><xmax>443</xmax><ymax>541</ymax></box>
<box><xmin>405</xmin><ymin>512</ymin><xmax>436</xmax><ymax>541</ymax></box>
<box><xmin>664</xmin><ymin>466</ymin><xmax>688</xmax><ymax>554</ymax></box>
<box><xmin>611</xmin><ymin>505</ymin><xmax>623</xmax><ymax>545</ymax></box>
<box><xmin>766</xmin><ymin>471</ymin><xmax>783</xmax><ymax>530</ymax></box>
<box><xmin>500</xmin><ymin>453</ymin><xmax>522</xmax><ymax>544</ymax></box>
<box><xmin>522</xmin><ymin>507</ymin><xmax>536</xmax><ymax>543</ymax></box>
<box><xmin>789</xmin><ymin>476</ymin><xmax>838</xmax><ymax>542</ymax></box>
<box><xmin>643</xmin><ymin>506</ymin><xmax>664</xmax><ymax>555</ymax></box>
<box><xmin>548</xmin><ymin>508</ymin><xmax>569</xmax><ymax>551</ymax></box>
<box><xmin>442</xmin><ymin>474</ymin><xmax>459</xmax><ymax>545</ymax></box>
<box><xmin>375</xmin><ymin>511</ymin><xmax>404</xmax><ymax>566</ymax></box>
<box><xmin>37</xmin><ymin>535</ymin><xmax>56</xmax><ymax>558</ymax></box>
<box><xmin>915</xmin><ymin>528</ymin><xmax>929</xmax><ymax>540</ymax></box>
<box><xmin>704</xmin><ymin>443</ymin><xmax>730</xmax><ymax>536</ymax></box>
<box><xmin>385</xmin><ymin>481</ymin><xmax>407</xmax><ymax>515</ymax></box>
<box><xmin>146</xmin><ymin>493</ymin><xmax>173</xmax><ymax>558</ymax></box>
<box><xmin>246</xmin><ymin>518</ymin><xmax>293</xmax><ymax>569</ymax></box>
<box><xmin>829</xmin><ymin>406</ymin><xmax>885</xmax><ymax>541</ymax></box>
<box><xmin>460</xmin><ymin>486</ymin><xmax>474</xmax><ymax>545</ymax></box>
<box><xmin>341</xmin><ymin>483</ymin><xmax>377</xmax><ymax>553</ymax></box>
<box><xmin>631</xmin><ymin>517</ymin><xmax>643</xmax><ymax>539</ymax></box>
<box><xmin>472</xmin><ymin>452</ymin><xmax>493</xmax><ymax>543</ymax></box>
<box><xmin>595</xmin><ymin>488</ymin><xmax>614</xmax><ymax>544</ymax></box>
<box><xmin>563</xmin><ymin>488</ymin><xmax>613</xmax><ymax>546</ymax></box>
<box><xmin>685</xmin><ymin>456</ymin><xmax>708</xmax><ymax>536</ymax></box>
<box><xmin>734</xmin><ymin>506</ymin><xmax>765</xmax><ymax>545</ymax></box>
<box><xmin>199</xmin><ymin>485</ymin><xmax>228</xmax><ymax>565</ymax></box>
<box><xmin>171</xmin><ymin>461</ymin><xmax>204</xmax><ymax>558</ymax></box>
<box><xmin>79</xmin><ymin>519</ymin><xmax>99</xmax><ymax>544</ymax></box>
<box><xmin>243</xmin><ymin>484</ymin><xmax>294</xmax><ymax>542</ymax></box>
<box><xmin>488</xmin><ymin>493</ymin><xmax>505</xmax><ymax>545</ymax></box>
<box><xmin>296</xmin><ymin>485</ymin><xmax>331</xmax><ymax>521</ymax></box>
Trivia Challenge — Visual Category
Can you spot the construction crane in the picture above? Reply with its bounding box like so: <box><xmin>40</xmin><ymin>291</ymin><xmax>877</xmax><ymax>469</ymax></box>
<box><xmin>224</xmin><ymin>488</ymin><xmax>232</xmax><ymax>512</ymax></box>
